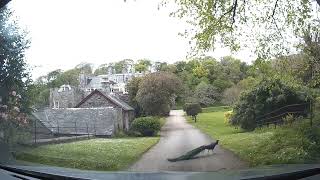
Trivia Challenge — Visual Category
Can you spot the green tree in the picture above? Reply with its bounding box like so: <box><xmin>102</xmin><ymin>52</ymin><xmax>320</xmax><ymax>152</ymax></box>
<box><xmin>231</xmin><ymin>78</ymin><xmax>311</xmax><ymax>131</ymax></box>
<box><xmin>192</xmin><ymin>65</ymin><xmax>208</xmax><ymax>78</ymax></box>
<box><xmin>94</xmin><ymin>63</ymin><xmax>109</xmax><ymax>75</ymax></box>
<box><xmin>136</xmin><ymin>72</ymin><xmax>182</xmax><ymax>116</ymax></box>
<box><xmin>127</xmin><ymin>77</ymin><xmax>144</xmax><ymax>117</ymax></box>
<box><xmin>0</xmin><ymin>6</ymin><xmax>31</xmax><ymax>145</ymax></box>
<box><xmin>302</xmin><ymin>30</ymin><xmax>320</xmax><ymax>88</ymax></box>
<box><xmin>112</xmin><ymin>59</ymin><xmax>133</xmax><ymax>74</ymax></box>
<box><xmin>135</xmin><ymin>59</ymin><xmax>152</xmax><ymax>73</ymax></box>
<box><xmin>222</xmin><ymin>76</ymin><xmax>258</xmax><ymax>105</ymax></box>
<box><xmin>154</xmin><ymin>61</ymin><xmax>168</xmax><ymax>72</ymax></box>
<box><xmin>184</xmin><ymin>103</ymin><xmax>202</xmax><ymax>122</ymax></box>
<box><xmin>193</xmin><ymin>81</ymin><xmax>220</xmax><ymax>107</ymax></box>
<box><xmin>0</xmin><ymin>7</ymin><xmax>30</xmax><ymax>112</ymax></box>
<box><xmin>220</xmin><ymin>56</ymin><xmax>243</xmax><ymax>84</ymax></box>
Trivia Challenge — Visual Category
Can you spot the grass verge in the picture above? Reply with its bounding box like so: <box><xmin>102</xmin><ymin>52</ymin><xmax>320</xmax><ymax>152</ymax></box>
<box><xmin>15</xmin><ymin>137</ymin><xmax>159</xmax><ymax>171</ymax></box>
<box><xmin>187</xmin><ymin>108</ymin><xmax>320</xmax><ymax>166</ymax></box>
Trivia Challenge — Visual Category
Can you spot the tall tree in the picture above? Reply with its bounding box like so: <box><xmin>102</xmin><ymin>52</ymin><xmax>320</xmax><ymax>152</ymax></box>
<box><xmin>0</xmin><ymin>7</ymin><xmax>30</xmax><ymax>111</ymax></box>
<box><xmin>127</xmin><ymin>77</ymin><xmax>144</xmax><ymax>116</ymax></box>
<box><xmin>135</xmin><ymin>59</ymin><xmax>152</xmax><ymax>73</ymax></box>
<box><xmin>302</xmin><ymin>29</ymin><xmax>320</xmax><ymax>88</ymax></box>
<box><xmin>136</xmin><ymin>72</ymin><xmax>182</xmax><ymax>116</ymax></box>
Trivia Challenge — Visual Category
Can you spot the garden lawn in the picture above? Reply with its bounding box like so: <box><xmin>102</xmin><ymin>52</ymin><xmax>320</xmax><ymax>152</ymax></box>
<box><xmin>201</xmin><ymin>106</ymin><xmax>231</xmax><ymax>113</ymax></box>
<box><xmin>187</xmin><ymin>109</ymin><xmax>320</xmax><ymax>166</ymax></box>
<box><xmin>15</xmin><ymin>137</ymin><xmax>159</xmax><ymax>171</ymax></box>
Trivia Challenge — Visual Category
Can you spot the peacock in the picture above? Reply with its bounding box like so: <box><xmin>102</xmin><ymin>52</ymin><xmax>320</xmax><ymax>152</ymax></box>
<box><xmin>167</xmin><ymin>140</ymin><xmax>219</xmax><ymax>162</ymax></box>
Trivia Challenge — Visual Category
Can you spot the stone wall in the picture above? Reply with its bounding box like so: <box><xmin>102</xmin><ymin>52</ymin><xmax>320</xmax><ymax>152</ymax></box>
<box><xmin>33</xmin><ymin>107</ymin><xmax>122</xmax><ymax>136</ymax></box>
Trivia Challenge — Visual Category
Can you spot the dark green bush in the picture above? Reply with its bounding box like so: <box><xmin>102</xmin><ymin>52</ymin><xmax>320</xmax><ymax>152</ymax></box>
<box><xmin>130</xmin><ymin>116</ymin><xmax>161</xmax><ymax>136</ymax></box>
<box><xmin>231</xmin><ymin>78</ymin><xmax>311</xmax><ymax>131</ymax></box>
<box><xmin>184</xmin><ymin>103</ymin><xmax>202</xmax><ymax>122</ymax></box>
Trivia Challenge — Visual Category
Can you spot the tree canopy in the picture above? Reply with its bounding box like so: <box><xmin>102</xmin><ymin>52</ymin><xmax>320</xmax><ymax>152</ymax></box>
<box><xmin>136</xmin><ymin>72</ymin><xmax>182</xmax><ymax>116</ymax></box>
<box><xmin>0</xmin><ymin>7</ymin><xmax>30</xmax><ymax>111</ymax></box>
<box><xmin>165</xmin><ymin>0</ymin><xmax>320</xmax><ymax>57</ymax></box>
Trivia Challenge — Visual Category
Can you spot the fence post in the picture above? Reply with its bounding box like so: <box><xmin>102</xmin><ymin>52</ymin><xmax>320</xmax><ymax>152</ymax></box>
<box><xmin>57</xmin><ymin>119</ymin><xmax>60</xmax><ymax>135</ymax></box>
<box><xmin>93</xmin><ymin>121</ymin><xmax>96</xmax><ymax>136</ymax></box>
<box><xmin>86</xmin><ymin>122</ymin><xmax>89</xmax><ymax>139</ymax></box>
<box><xmin>75</xmin><ymin>121</ymin><xmax>77</xmax><ymax>139</ymax></box>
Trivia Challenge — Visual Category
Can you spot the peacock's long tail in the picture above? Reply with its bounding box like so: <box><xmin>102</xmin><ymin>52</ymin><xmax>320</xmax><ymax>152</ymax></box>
<box><xmin>167</xmin><ymin>145</ymin><xmax>206</xmax><ymax>162</ymax></box>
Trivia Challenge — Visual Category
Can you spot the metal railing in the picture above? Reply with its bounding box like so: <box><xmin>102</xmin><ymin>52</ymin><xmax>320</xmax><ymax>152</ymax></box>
<box><xmin>256</xmin><ymin>103</ymin><xmax>310</xmax><ymax>128</ymax></box>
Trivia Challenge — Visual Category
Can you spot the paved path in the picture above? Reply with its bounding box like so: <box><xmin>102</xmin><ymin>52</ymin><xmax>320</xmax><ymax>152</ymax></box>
<box><xmin>129</xmin><ymin>110</ymin><xmax>248</xmax><ymax>172</ymax></box>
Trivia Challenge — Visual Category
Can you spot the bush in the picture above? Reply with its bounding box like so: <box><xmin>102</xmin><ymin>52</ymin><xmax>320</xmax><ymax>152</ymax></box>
<box><xmin>224</xmin><ymin>111</ymin><xmax>233</xmax><ymax>125</ymax></box>
<box><xmin>130</xmin><ymin>117</ymin><xmax>161</xmax><ymax>136</ymax></box>
<box><xmin>256</xmin><ymin>121</ymin><xmax>320</xmax><ymax>164</ymax></box>
<box><xmin>184</xmin><ymin>103</ymin><xmax>202</xmax><ymax>122</ymax></box>
<box><xmin>231</xmin><ymin>78</ymin><xmax>311</xmax><ymax>131</ymax></box>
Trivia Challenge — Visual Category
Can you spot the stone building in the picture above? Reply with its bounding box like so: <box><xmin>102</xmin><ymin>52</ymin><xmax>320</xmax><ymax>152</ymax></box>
<box><xmin>79</xmin><ymin>71</ymin><xmax>144</xmax><ymax>94</ymax></box>
<box><xmin>33</xmin><ymin>107</ymin><xmax>121</xmax><ymax>136</ymax></box>
<box><xmin>39</xmin><ymin>85</ymin><xmax>135</xmax><ymax>136</ymax></box>
<box><xmin>75</xmin><ymin>89</ymin><xmax>134</xmax><ymax>130</ymax></box>
<box><xmin>49</xmin><ymin>85</ymin><xmax>85</xmax><ymax>108</ymax></box>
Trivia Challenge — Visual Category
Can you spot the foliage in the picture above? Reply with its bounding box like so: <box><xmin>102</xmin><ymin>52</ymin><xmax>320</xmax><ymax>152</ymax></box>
<box><xmin>231</xmin><ymin>78</ymin><xmax>311</xmax><ymax>131</ymax></box>
<box><xmin>15</xmin><ymin>138</ymin><xmax>159</xmax><ymax>171</ymax></box>
<box><xmin>0</xmin><ymin>7</ymin><xmax>31</xmax><ymax>111</ymax></box>
<box><xmin>165</xmin><ymin>0</ymin><xmax>318</xmax><ymax>58</ymax></box>
<box><xmin>94</xmin><ymin>64</ymin><xmax>109</xmax><ymax>75</ymax></box>
<box><xmin>222</xmin><ymin>77</ymin><xmax>258</xmax><ymax>105</ymax></box>
<box><xmin>301</xmin><ymin>29</ymin><xmax>320</xmax><ymax>88</ymax></box>
<box><xmin>222</xmin><ymin>86</ymin><xmax>241</xmax><ymax>105</ymax></box>
<box><xmin>187</xmin><ymin>108</ymin><xmax>320</xmax><ymax>166</ymax></box>
<box><xmin>134</xmin><ymin>59</ymin><xmax>151</xmax><ymax>73</ymax></box>
<box><xmin>224</xmin><ymin>110</ymin><xmax>233</xmax><ymax>125</ymax></box>
<box><xmin>127</xmin><ymin>77</ymin><xmax>144</xmax><ymax>117</ymax></box>
<box><xmin>130</xmin><ymin>117</ymin><xmax>161</xmax><ymax>136</ymax></box>
<box><xmin>136</xmin><ymin>72</ymin><xmax>182</xmax><ymax>116</ymax></box>
<box><xmin>0</xmin><ymin>91</ymin><xmax>29</xmax><ymax>145</ymax></box>
<box><xmin>184</xmin><ymin>103</ymin><xmax>202</xmax><ymax>122</ymax></box>
<box><xmin>192</xmin><ymin>82</ymin><xmax>221</xmax><ymax>107</ymax></box>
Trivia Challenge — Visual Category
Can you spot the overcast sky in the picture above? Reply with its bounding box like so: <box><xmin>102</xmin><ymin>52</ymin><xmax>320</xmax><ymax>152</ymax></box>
<box><xmin>9</xmin><ymin>0</ymin><xmax>255</xmax><ymax>79</ymax></box>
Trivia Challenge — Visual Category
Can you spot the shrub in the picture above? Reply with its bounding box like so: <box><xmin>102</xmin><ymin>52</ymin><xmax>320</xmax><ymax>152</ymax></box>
<box><xmin>130</xmin><ymin>116</ymin><xmax>161</xmax><ymax>136</ymax></box>
<box><xmin>184</xmin><ymin>103</ymin><xmax>202</xmax><ymax>122</ymax></box>
<box><xmin>231</xmin><ymin>78</ymin><xmax>311</xmax><ymax>131</ymax></box>
<box><xmin>257</xmin><ymin>120</ymin><xmax>320</xmax><ymax>164</ymax></box>
<box><xmin>224</xmin><ymin>110</ymin><xmax>233</xmax><ymax>125</ymax></box>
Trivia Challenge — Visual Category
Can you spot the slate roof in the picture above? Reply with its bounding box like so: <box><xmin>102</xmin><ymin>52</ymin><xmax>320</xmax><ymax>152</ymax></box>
<box><xmin>75</xmin><ymin>89</ymin><xmax>134</xmax><ymax>111</ymax></box>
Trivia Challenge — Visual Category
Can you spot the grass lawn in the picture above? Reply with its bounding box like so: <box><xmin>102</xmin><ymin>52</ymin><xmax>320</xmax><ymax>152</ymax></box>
<box><xmin>15</xmin><ymin>137</ymin><xmax>159</xmax><ymax>171</ymax></box>
<box><xmin>201</xmin><ymin>106</ymin><xmax>232</xmax><ymax>113</ymax></box>
<box><xmin>187</xmin><ymin>108</ymin><xmax>320</xmax><ymax>166</ymax></box>
<box><xmin>159</xmin><ymin>117</ymin><xmax>167</xmax><ymax>128</ymax></box>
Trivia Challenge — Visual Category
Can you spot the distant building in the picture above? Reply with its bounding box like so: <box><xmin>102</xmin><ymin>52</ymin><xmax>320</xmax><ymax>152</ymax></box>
<box><xmin>37</xmin><ymin>87</ymin><xmax>135</xmax><ymax>136</ymax></box>
<box><xmin>79</xmin><ymin>72</ymin><xmax>144</xmax><ymax>94</ymax></box>
<box><xmin>49</xmin><ymin>85</ymin><xmax>85</xmax><ymax>108</ymax></box>
<box><xmin>39</xmin><ymin>63</ymin><xmax>147</xmax><ymax>136</ymax></box>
